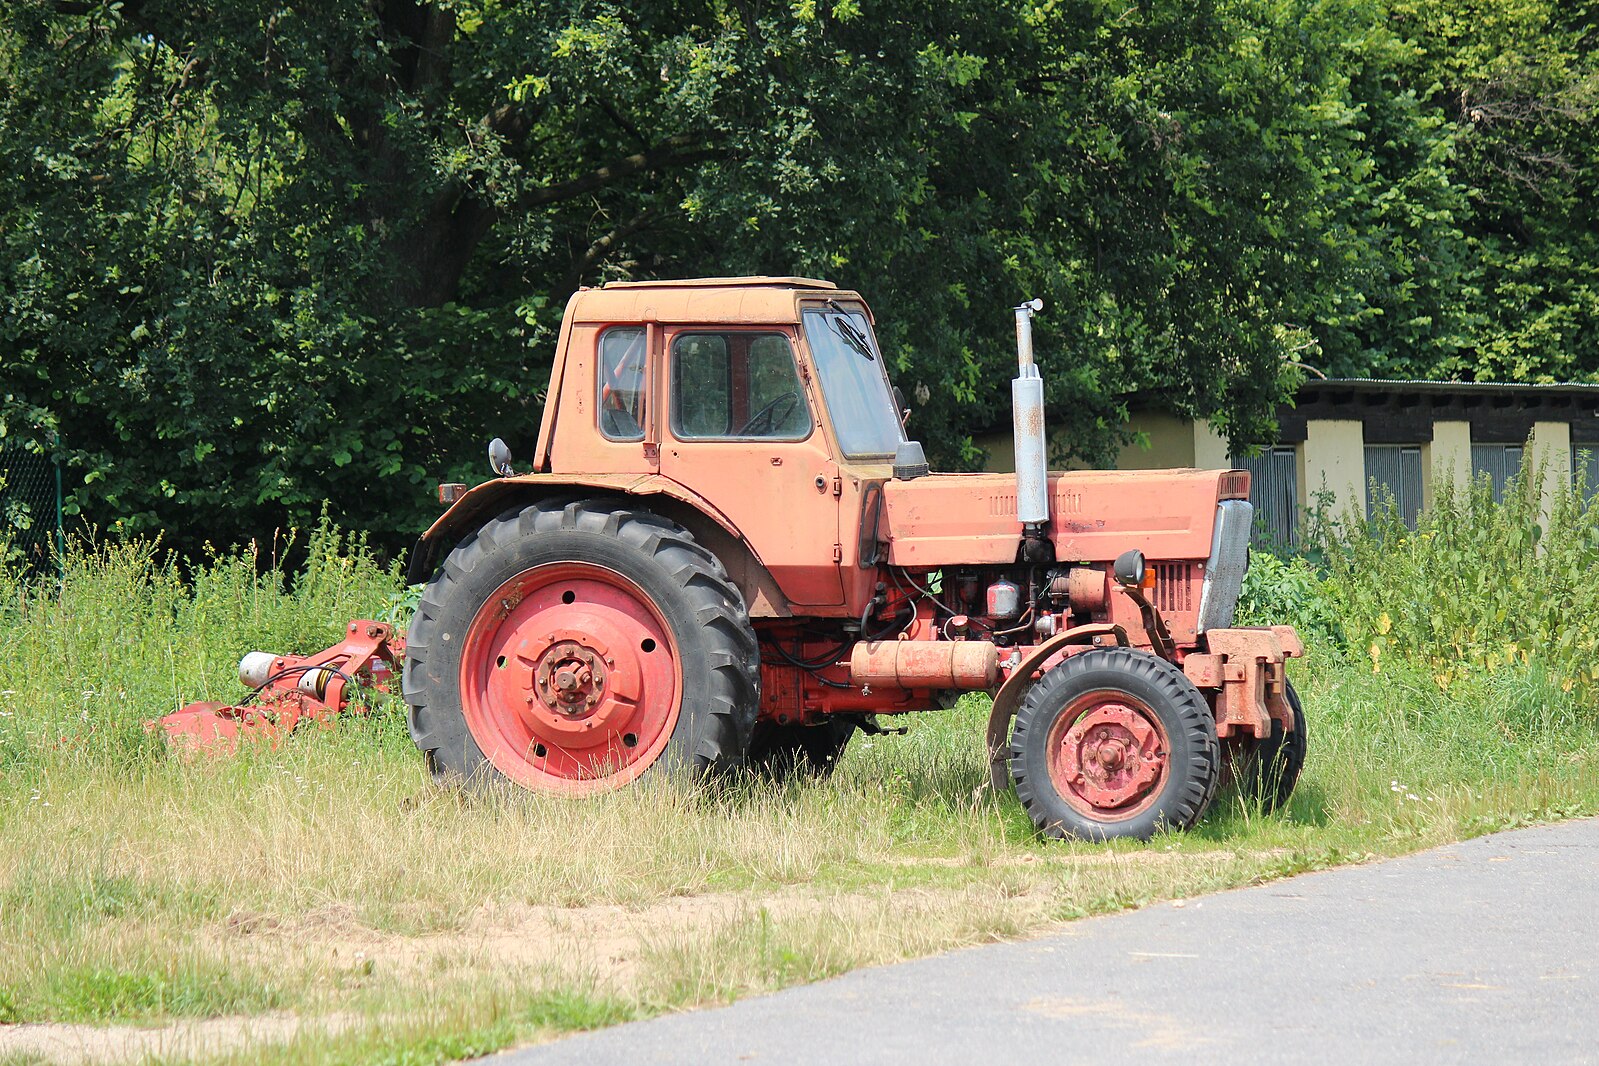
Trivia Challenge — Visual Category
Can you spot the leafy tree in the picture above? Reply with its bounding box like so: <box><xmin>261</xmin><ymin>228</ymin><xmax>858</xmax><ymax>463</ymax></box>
<box><xmin>1387</xmin><ymin>0</ymin><xmax>1599</xmax><ymax>382</ymax></box>
<box><xmin>2</xmin><ymin>0</ymin><xmax>1591</xmax><ymax>552</ymax></box>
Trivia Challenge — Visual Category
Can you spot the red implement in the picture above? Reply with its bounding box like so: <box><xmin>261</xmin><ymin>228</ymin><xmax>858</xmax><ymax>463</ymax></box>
<box><xmin>149</xmin><ymin>620</ymin><xmax>404</xmax><ymax>756</ymax></box>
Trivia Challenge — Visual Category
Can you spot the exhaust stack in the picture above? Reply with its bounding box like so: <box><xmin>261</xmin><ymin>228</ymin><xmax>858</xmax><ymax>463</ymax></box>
<box><xmin>1011</xmin><ymin>298</ymin><xmax>1048</xmax><ymax>531</ymax></box>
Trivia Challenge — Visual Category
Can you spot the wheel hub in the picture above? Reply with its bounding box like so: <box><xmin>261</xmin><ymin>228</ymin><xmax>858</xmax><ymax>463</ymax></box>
<box><xmin>458</xmin><ymin>561</ymin><xmax>681</xmax><ymax>794</ymax></box>
<box><xmin>535</xmin><ymin>641</ymin><xmax>607</xmax><ymax>714</ymax></box>
<box><xmin>1049</xmin><ymin>702</ymin><xmax>1168</xmax><ymax>813</ymax></box>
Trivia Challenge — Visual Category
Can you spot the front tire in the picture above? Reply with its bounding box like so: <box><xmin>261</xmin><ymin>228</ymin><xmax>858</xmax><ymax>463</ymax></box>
<box><xmin>1009</xmin><ymin>647</ymin><xmax>1219</xmax><ymax>841</ymax></box>
<box><xmin>1226</xmin><ymin>677</ymin><xmax>1307</xmax><ymax>813</ymax></box>
<box><xmin>403</xmin><ymin>500</ymin><xmax>759</xmax><ymax>794</ymax></box>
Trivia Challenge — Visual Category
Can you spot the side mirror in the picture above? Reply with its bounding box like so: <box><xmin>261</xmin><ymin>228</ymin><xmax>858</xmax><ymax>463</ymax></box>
<box><xmin>1112</xmin><ymin>549</ymin><xmax>1147</xmax><ymax>588</ymax></box>
<box><xmin>488</xmin><ymin>437</ymin><xmax>515</xmax><ymax>478</ymax></box>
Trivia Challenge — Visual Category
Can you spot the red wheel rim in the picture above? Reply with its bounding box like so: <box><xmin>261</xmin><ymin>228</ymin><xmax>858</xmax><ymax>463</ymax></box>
<box><xmin>1045</xmin><ymin>692</ymin><xmax>1170</xmax><ymax>822</ymax></box>
<box><xmin>458</xmin><ymin>562</ymin><xmax>682</xmax><ymax>795</ymax></box>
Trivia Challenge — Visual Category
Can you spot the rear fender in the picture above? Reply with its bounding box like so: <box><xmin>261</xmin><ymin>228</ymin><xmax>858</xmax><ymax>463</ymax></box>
<box><xmin>406</xmin><ymin>474</ymin><xmax>792</xmax><ymax>617</ymax></box>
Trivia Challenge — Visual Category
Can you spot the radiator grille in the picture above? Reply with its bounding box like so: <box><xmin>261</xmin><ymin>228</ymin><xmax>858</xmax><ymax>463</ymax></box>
<box><xmin>1217</xmin><ymin>470</ymin><xmax>1250</xmax><ymax>500</ymax></box>
<box><xmin>1198</xmin><ymin>500</ymin><xmax>1252</xmax><ymax>632</ymax></box>
<box><xmin>1155</xmin><ymin>564</ymin><xmax>1195</xmax><ymax>613</ymax></box>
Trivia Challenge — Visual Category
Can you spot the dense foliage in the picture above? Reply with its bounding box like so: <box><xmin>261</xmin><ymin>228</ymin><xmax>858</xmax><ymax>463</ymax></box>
<box><xmin>1238</xmin><ymin>458</ymin><xmax>1599</xmax><ymax>705</ymax></box>
<box><xmin>1</xmin><ymin>0</ymin><xmax>1594</xmax><ymax>551</ymax></box>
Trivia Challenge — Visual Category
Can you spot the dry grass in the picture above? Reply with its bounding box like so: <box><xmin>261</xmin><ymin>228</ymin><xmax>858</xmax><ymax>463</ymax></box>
<box><xmin>2</xmin><ymin>534</ymin><xmax>1598</xmax><ymax>1064</ymax></box>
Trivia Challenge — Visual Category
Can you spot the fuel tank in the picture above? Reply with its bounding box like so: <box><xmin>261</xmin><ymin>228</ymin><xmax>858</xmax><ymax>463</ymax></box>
<box><xmin>880</xmin><ymin>468</ymin><xmax>1246</xmax><ymax>567</ymax></box>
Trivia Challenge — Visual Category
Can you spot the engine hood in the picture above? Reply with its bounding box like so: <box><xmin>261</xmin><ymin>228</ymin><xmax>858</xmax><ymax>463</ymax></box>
<box><xmin>881</xmin><ymin>468</ymin><xmax>1241</xmax><ymax>566</ymax></box>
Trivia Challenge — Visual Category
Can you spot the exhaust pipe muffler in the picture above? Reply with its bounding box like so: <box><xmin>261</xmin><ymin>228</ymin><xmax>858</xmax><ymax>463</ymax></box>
<box><xmin>1011</xmin><ymin>299</ymin><xmax>1052</xmax><ymax>561</ymax></box>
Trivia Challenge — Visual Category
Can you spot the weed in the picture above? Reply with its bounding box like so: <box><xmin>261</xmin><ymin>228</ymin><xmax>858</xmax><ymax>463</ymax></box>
<box><xmin>1325</xmin><ymin>455</ymin><xmax>1599</xmax><ymax>698</ymax></box>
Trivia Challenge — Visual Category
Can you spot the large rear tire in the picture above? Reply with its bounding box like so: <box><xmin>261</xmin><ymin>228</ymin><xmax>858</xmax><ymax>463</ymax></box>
<box><xmin>1009</xmin><ymin>647</ymin><xmax>1219</xmax><ymax>841</ymax></box>
<box><xmin>403</xmin><ymin>500</ymin><xmax>759</xmax><ymax>794</ymax></box>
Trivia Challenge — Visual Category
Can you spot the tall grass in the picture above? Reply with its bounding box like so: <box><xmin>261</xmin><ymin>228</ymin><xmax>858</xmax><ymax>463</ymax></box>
<box><xmin>0</xmin><ymin>503</ymin><xmax>1596</xmax><ymax>1062</ymax></box>
<box><xmin>0</xmin><ymin>520</ymin><xmax>401</xmax><ymax>772</ymax></box>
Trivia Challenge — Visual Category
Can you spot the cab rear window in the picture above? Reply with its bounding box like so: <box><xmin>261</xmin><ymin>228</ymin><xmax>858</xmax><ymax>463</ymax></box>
<box><xmin>597</xmin><ymin>328</ymin><xmax>647</xmax><ymax>441</ymax></box>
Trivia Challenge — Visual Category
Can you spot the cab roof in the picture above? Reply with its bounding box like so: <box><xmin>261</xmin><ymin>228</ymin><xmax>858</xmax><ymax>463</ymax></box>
<box><xmin>599</xmin><ymin>276</ymin><xmax>836</xmax><ymax>290</ymax></box>
<box><xmin>568</xmin><ymin>276</ymin><xmax>864</xmax><ymax>327</ymax></box>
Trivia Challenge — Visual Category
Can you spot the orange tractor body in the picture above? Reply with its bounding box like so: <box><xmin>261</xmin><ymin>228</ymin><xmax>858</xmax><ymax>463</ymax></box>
<box><xmin>161</xmin><ymin>276</ymin><xmax>1305</xmax><ymax>840</ymax></box>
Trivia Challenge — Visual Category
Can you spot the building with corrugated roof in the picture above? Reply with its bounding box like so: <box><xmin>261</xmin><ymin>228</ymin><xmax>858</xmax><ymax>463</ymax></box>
<box><xmin>981</xmin><ymin>379</ymin><xmax>1599</xmax><ymax>545</ymax></box>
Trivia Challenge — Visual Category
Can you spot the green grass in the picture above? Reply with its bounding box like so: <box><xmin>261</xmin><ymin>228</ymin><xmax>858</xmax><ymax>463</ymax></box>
<box><xmin>1</xmin><ymin>528</ymin><xmax>1597</xmax><ymax>1064</ymax></box>
<box><xmin>39</xmin><ymin>962</ymin><xmax>284</xmax><ymax>1024</ymax></box>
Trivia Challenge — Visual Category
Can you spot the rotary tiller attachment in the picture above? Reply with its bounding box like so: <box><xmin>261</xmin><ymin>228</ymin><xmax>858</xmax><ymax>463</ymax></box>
<box><xmin>148</xmin><ymin>620</ymin><xmax>404</xmax><ymax>756</ymax></box>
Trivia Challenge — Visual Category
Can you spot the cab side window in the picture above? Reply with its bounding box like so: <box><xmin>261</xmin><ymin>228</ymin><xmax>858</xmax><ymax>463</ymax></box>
<box><xmin>671</xmin><ymin>333</ymin><xmax>810</xmax><ymax>440</ymax></box>
<box><xmin>597</xmin><ymin>327</ymin><xmax>647</xmax><ymax>441</ymax></box>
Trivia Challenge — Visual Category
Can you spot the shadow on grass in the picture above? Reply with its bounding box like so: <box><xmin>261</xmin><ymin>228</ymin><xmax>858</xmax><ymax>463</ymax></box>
<box><xmin>1193</xmin><ymin>780</ymin><xmax>1334</xmax><ymax>841</ymax></box>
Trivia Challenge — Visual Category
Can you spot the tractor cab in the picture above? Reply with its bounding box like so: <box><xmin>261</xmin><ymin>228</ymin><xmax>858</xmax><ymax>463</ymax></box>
<box><xmin>536</xmin><ymin>277</ymin><xmax>908</xmax><ymax>472</ymax></box>
<box><xmin>526</xmin><ymin>278</ymin><xmax>915</xmax><ymax>610</ymax></box>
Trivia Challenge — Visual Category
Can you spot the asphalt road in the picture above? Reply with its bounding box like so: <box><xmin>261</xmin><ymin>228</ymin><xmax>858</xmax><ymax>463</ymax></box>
<box><xmin>492</xmin><ymin>818</ymin><xmax>1599</xmax><ymax>1065</ymax></box>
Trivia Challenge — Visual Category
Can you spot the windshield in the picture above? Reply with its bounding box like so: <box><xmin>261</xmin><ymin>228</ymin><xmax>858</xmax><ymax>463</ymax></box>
<box><xmin>802</xmin><ymin>307</ymin><xmax>906</xmax><ymax>460</ymax></box>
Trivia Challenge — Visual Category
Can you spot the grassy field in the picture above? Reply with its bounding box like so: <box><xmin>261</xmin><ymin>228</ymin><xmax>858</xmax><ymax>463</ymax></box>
<box><xmin>2</xmin><ymin>525</ymin><xmax>1597</xmax><ymax>1064</ymax></box>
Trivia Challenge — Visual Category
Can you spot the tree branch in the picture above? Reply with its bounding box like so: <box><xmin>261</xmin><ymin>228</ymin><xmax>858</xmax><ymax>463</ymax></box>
<box><xmin>522</xmin><ymin>133</ymin><xmax>710</xmax><ymax>208</ymax></box>
<box><xmin>562</xmin><ymin>206</ymin><xmax>659</xmax><ymax>292</ymax></box>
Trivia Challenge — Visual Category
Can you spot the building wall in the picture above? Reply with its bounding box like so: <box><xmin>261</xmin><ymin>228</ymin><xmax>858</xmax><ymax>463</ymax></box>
<box><xmin>974</xmin><ymin>386</ymin><xmax>1592</xmax><ymax>544</ymax></box>
<box><xmin>1112</xmin><ymin>412</ymin><xmax>1199</xmax><ymax>470</ymax></box>
<box><xmin>1532</xmin><ymin>421</ymin><xmax>1572</xmax><ymax>522</ymax></box>
<box><xmin>1424</xmin><ymin>421</ymin><xmax>1472</xmax><ymax>510</ymax></box>
<box><xmin>1299</xmin><ymin>419</ymin><xmax>1367</xmax><ymax>519</ymax></box>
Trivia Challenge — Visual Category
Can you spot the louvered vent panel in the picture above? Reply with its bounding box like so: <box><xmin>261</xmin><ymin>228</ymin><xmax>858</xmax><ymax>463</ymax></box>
<box><xmin>1156</xmin><ymin>564</ymin><xmax>1194</xmax><ymax>613</ymax></box>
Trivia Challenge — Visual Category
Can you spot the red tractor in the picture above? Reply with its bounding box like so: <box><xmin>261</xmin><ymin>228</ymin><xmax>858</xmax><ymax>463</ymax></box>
<box><xmin>162</xmin><ymin>277</ymin><xmax>1305</xmax><ymax>841</ymax></box>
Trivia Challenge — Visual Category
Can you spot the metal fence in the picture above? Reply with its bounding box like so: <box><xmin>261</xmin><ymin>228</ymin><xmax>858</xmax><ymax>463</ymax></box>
<box><xmin>1471</xmin><ymin>443</ymin><xmax>1523</xmax><ymax>503</ymax></box>
<box><xmin>1231</xmin><ymin>447</ymin><xmax>1298</xmax><ymax>548</ymax></box>
<box><xmin>0</xmin><ymin>446</ymin><xmax>63</xmax><ymax>576</ymax></box>
<box><xmin>1364</xmin><ymin>444</ymin><xmax>1424</xmax><ymax>527</ymax></box>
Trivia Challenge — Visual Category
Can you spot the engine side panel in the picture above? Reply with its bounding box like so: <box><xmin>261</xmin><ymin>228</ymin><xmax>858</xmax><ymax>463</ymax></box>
<box><xmin>881</xmin><ymin>469</ymin><xmax>1225</xmax><ymax>566</ymax></box>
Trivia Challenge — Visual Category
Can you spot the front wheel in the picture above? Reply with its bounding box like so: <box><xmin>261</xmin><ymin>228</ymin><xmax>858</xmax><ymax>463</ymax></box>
<box><xmin>403</xmin><ymin>500</ymin><xmax>760</xmax><ymax>794</ymax></box>
<box><xmin>1225</xmin><ymin>677</ymin><xmax>1307</xmax><ymax>813</ymax></box>
<box><xmin>1009</xmin><ymin>647</ymin><xmax>1219</xmax><ymax>841</ymax></box>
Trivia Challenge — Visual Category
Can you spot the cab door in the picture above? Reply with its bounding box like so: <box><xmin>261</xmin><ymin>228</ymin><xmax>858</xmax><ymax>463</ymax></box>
<box><xmin>659</xmin><ymin>328</ymin><xmax>844</xmax><ymax>608</ymax></box>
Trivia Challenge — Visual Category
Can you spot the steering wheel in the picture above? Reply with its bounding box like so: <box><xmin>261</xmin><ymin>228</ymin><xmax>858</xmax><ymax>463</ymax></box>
<box><xmin>737</xmin><ymin>392</ymin><xmax>802</xmax><ymax>437</ymax></box>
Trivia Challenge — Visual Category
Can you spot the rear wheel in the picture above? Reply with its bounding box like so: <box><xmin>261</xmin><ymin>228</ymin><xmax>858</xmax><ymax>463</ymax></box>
<box><xmin>1225</xmin><ymin>677</ymin><xmax>1307</xmax><ymax>813</ymax></box>
<box><xmin>1009</xmin><ymin>647</ymin><xmax>1219</xmax><ymax>841</ymax></box>
<box><xmin>403</xmin><ymin>500</ymin><xmax>759</xmax><ymax>794</ymax></box>
<box><xmin>747</xmin><ymin>718</ymin><xmax>858</xmax><ymax>779</ymax></box>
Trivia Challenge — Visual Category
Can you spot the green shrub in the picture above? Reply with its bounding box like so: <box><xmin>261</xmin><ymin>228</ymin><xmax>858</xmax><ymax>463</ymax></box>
<box><xmin>1236</xmin><ymin>550</ymin><xmax>1343</xmax><ymax>651</ymax></box>
<box><xmin>1322</xmin><ymin>457</ymin><xmax>1599</xmax><ymax>698</ymax></box>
